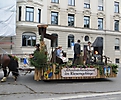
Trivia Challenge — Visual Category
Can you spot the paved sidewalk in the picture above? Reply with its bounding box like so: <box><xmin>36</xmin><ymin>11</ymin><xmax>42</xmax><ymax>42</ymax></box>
<box><xmin>0</xmin><ymin>67</ymin><xmax>120</xmax><ymax>100</ymax></box>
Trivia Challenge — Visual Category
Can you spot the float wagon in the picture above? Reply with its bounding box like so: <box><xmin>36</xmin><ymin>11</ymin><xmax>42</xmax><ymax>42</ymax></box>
<box><xmin>29</xmin><ymin>25</ymin><xmax>118</xmax><ymax>81</ymax></box>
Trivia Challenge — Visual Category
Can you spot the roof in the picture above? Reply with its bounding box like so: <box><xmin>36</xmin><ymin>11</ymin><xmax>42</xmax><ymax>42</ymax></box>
<box><xmin>37</xmin><ymin>24</ymin><xmax>57</xmax><ymax>40</ymax></box>
<box><xmin>37</xmin><ymin>25</ymin><xmax>48</xmax><ymax>28</ymax></box>
<box><xmin>44</xmin><ymin>33</ymin><xmax>57</xmax><ymax>40</ymax></box>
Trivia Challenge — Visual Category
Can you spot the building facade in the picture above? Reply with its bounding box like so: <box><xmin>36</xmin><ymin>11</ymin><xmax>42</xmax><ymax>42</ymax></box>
<box><xmin>47</xmin><ymin>0</ymin><xmax>121</xmax><ymax>64</ymax></box>
<box><xmin>0</xmin><ymin>0</ymin><xmax>121</xmax><ymax>64</ymax></box>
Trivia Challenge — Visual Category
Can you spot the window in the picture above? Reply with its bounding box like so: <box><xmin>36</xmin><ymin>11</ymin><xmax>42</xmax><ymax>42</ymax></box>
<box><xmin>51</xmin><ymin>12</ymin><xmax>58</xmax><ymax>25</ymax></box>
<box><xmin>98</xmin><ymin>0</ymin><xmax>103</xmax><ymax>11</ymax></box>
<box><xmin>18</xmin><ymin>6</ymin><xmax>21</xmax><ymax>21</ymax></box>
<box><xmin>84</xmin><ymin>0</ymin><xmax>90</xmax><ymax>9</ymax></box>
<box><xmin>51</xmin><ymin>34</ymin><xmax>58</xmax><ymax>47</ymax></box>
<box><xmin>68</xmin><ymin>34</ymin><xmax>74</xmax><ymax>48</ymax></box>
<box><xmin>84</xmin><ymin>16</ymin><xmax>90</xmax><ymax>28</ymax></box>
<box><xmin>68</xmin><ymin>14</ymin><xmax>74</xmax><ymax>26</ymax></box>
<box><xmin>84</xmin><ymin>36</ymin><xmax>89</xmax><ymax>41</ymax></box>
<box><xmin>26</xmin><ymin>7</ymin><xmax>34</xmax><ymax>22</ymax></box>
<box><xmin>20</xmin><ymin>58</ymin><xmax>24</xmax><ymax>63</ymax></box>
<box><xmin>114</xmin><ymin>20</ymin><xmax>119</xmax><ymax>31</ymax></box>
<box><xmin>115</xmin><ymin>38</ymin><xmax>120</xmax><ymax>50</ymax></box>
<box><xmin>68</xmin><ymin>0</ymin><xmax>75</xmax><ymax>6</ymax></box>
<box><xmin>22</xmin><ymin>33</ymin><xmax>36</xmax><ymax>46</ymax></box>
<box><xmin>38</xmin><ymin>9</ymin><xmax>41</xmax><ymax>23</ymax></box>
<box><xmin>114</xmin><ymin>2</ymin><xmax>119</xmax><ymax>13</ymax></box>
<box><xmin>115</xmin><ymin>58</ymin><xmax>119</xmax><ymax>63</ymax></box>
<box><xmin>98</xmin><ymin>18</ymin><xmax>103</xmax><ymax>30</ymax></box>
<box><xmin>51</xmin><ymin>0</ymin><xmax>59</xmax><ymax>3</ymax></box>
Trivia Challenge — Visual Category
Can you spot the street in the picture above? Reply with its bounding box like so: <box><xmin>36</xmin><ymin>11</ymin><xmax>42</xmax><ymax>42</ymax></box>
<box><xmin>0</xmin><ymin>67</ymin><xmax>120</xmax><ymax>100</ymax></box>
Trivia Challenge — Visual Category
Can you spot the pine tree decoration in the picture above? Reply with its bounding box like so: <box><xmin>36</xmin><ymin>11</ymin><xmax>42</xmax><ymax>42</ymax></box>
<box><xmin>30</xmin><ymin>36</ymin><xmax>47</xmax><ymax>69</ymax></box>
<box><xmin>30</xmin><ymin>49</ymin><xmax>47</xmax><ymax>69</ymax></box>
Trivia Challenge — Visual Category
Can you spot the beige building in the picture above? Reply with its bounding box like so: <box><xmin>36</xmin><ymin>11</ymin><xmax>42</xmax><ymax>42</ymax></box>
<box><xmin>0</xmin><ymin>0</ymin><xmax>121</xmax><ymax>64</ymax></box>
<box><xmin>47</xmin><ymin>0</ymin><xmax>121</xmax><ymax>64</ymax></box>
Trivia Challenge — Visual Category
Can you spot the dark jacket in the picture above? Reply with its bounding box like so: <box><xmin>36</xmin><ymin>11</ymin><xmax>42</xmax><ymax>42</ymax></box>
<box><xmin>74</xmin><ymin>43</ymin><xmax>81</xmax><ymax>55</ymax></box>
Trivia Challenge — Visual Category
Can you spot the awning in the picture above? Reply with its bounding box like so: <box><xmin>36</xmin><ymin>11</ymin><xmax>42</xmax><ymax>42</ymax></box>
<box><xmin>92</xmin><ymin>37</ymin><xmax>103</xmax><ymax>55</ymax></box>
<box><xmin>92</xmin><ymin>37</ymin><xmax>103</xmax><ymax>47</ymax></box>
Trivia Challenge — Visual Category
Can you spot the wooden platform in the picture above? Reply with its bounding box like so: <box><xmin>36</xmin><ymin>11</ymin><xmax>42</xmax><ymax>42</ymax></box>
<box><xmin>18</xmin><ymin>64</ymin><xmax>117</xmax><ymax>80</ymax></box>
<box><xmin>42</xmin><ymin>64</ymin><xmax>117</xmax><ymax>80</ymax></box>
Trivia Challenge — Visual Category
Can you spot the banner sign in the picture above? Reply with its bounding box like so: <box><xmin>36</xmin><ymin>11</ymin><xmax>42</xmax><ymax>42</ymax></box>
<box><xmin>61</xmin><ymin>68</ymin><xmax>97</xmax><ymax>77</ymax></box>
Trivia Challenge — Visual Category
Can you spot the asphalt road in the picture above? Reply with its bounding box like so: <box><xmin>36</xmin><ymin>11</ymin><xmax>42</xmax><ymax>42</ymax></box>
<box><xmin>0</xmin><ymin>67</ymin><xmax>120</xmax><ymax>100</ymax></box>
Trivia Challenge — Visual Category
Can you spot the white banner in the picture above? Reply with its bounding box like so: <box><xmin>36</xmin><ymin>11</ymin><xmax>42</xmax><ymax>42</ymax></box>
<box><xmin>0</xmin><ymin>0</ymin><xmax>16</xmax><ymax>36</ymax></box>
<box><xmin>61</xmin><ymin>68</ymin><xmax>97</xmax><ymax>77</ymax></box>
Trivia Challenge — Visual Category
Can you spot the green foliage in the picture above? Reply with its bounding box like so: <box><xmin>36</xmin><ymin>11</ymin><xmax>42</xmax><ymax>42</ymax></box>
<box><xmin>98</xmin><ymin>65</ymin><xmax>103</xmax><ymax>75</ymax></box>
<box><xmin>50</xmin><ymin>61</ymin><xmax>119</xmax><ymax>75</ymax></box>
<box><xmin>39</xmin><ymin>36</ymin><xmax>42</xmax><ymax>41</ymax></box>
<box><xmin>30</xmin><ymin>50</ymin><xmax>47</xmax><ymax>69</ymax></box>
<box><xmin>109</xmin><ymin>64</ymin><xmax>119</xmax><ymax>74</ymax></box>
<box><xmin>8</xmin><ymin>54</ymin><xmax>19</xmax><ymax>61</ymax></box>
<box><xmin>13</xmin><ymin>56</ymin><xmax>19</xmax><ymax>61</ymax></box>
<box><xmin>54</xmin><ymin>66</ymin><xmax>60</xmax><ymax>74</ymax></box>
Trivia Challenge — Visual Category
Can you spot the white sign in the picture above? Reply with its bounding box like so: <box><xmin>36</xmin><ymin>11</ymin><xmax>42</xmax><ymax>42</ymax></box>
<box><xmin>61</xmin><ymin>68</ymin><xmax>97</xmax><ymax>77</ymax></box>
<box><xmin>0</xmin><ymin>0</ymin><xmax>16</xmax><ymax>36</ymax></box>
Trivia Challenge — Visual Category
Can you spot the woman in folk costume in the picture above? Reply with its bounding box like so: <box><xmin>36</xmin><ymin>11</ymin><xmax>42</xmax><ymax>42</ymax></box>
<box><xmin>57</xmin><ymin>46</ymin><xmax>68</xmax><ymax>63</ymax></box>
<box><xmin>29</xmin><ymin>44</ymin><xmax>40</xmax><ymax>59</ymax></box>
<box><xmin>35</xmin><ymin>44</ymin><xmax>40</xmax><ymax>52</ymax></box>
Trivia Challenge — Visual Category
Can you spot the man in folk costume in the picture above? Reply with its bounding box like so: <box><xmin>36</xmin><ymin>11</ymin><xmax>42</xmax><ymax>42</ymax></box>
<box><xmin>73</xmin><ymin>40</ymin><xmax>81</xmax><ymax>64</ymax></box>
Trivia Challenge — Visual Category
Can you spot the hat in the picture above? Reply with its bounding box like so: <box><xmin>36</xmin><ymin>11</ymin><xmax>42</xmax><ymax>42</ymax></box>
<box><xmin>58</xmin><ymin>46</ymin><xmax>62</xmax><ymax>48</ymax></box>
<box><xmin>35</xmin><ymin>44</ymin><xmax>40</xmax><ymax>48</ymax></box>
<box><xmin>88</xmin><ymin>41</ymin><xmax>91</xmax><ymax>44</ymax></box>
<box><xmin>77</xmin><ymin>40</ymin><xmax>80</xmax><ymax>43</ymax></box>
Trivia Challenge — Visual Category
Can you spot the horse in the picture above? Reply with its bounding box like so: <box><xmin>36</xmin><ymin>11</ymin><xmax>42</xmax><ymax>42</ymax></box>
<box><xmin>0</xmin><ymin>54</ymin><xmax>19</xmax><ymax>82</ymax></box>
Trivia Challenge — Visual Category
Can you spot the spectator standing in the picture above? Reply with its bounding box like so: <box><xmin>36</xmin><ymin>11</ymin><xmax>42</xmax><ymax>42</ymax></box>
<box><xmin>23</xmin><ymin>54</ymin><xmax>28</xmax><ymax>67</ymax></box>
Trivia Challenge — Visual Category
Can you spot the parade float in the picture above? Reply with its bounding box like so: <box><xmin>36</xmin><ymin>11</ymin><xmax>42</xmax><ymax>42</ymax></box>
<box><xmin>29</xmin><ymin>24</ymin><xmax>118</xmax><ymax>81</ymax></box>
